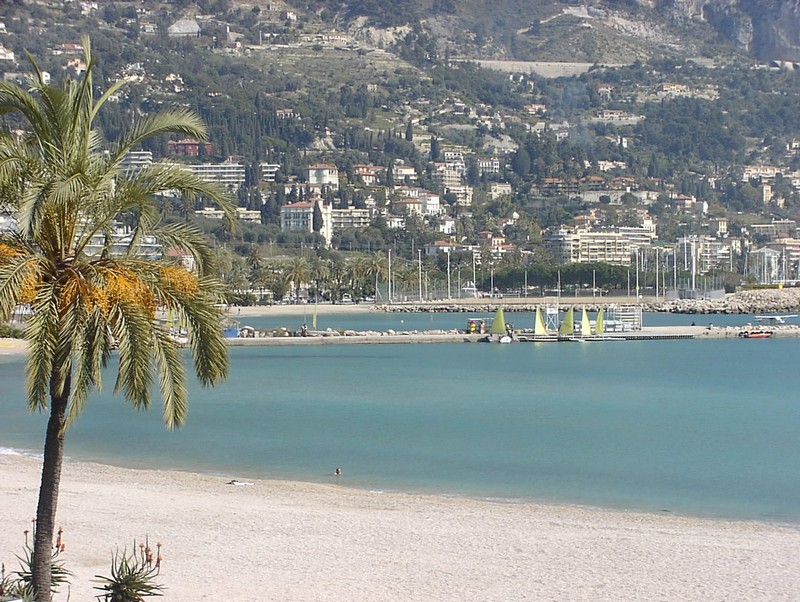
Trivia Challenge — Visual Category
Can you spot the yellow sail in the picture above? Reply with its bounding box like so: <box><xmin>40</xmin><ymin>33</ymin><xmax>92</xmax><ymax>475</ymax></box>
<box><xmin>581</xmin><ymin>307</ymin><xmax>591</xmax><ymax>337</ymax></box>
<box><xmin>558</xmin><ymin>306</ymin><xmax>574</xmax><ymax>336</ymax></box>
<box><xmin>595</xmin><ymin>308</ymin><xmax>604</xmax><ymax>335</ymax></box>
<box><xmin>534</xmin><ymin>306</ymin><xmax>547</xmax><ymax>336</ymax></box>
<box><xmin>312</xmin><ymin>301</ymin><xmax>318</xmax><ymax>330</ymax></box>
<box><xmin>490</xmin><ymin>306</ymin><xmax>507</xmax><ymax>335</ymax></box>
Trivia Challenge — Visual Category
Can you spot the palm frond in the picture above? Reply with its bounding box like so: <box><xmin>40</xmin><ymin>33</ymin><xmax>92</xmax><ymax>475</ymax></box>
<box><xmin>174</xmin><ymin>279</ymin><xmax>229</xmax><ymax>387</ymax></box>
<box><xmin>68</xmin><ymin>306</ymin><xmax>112</xmax><ymax>426</ymax></box>
<box><xmin>151</xmin><ymin>328</ymin><xmax>188</xmax><ymax>429</ymax></box>
<box><xmin>24</xmin><ymin>285</ymin><xmax>60</xmax><ymax>412</ymax></box>
<box><xmin>111</xmin><ymin>110</ymin><xmax>208</xmax><ymax>164</ymax></box>
<box><xmin>109</xmin><ymin>301</ymin><xmax>154</xmax><ymax>411</ymax></box>
<box><xmin>152</xmin><ymin>222</ymin><xmax>219</xmax><ymax>276</ymax></box>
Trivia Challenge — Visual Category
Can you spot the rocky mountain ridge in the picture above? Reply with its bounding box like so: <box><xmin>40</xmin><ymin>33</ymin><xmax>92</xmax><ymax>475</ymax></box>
<box><xmin>666</xmin><ymin>0</ymin><xmax>800</xmax><ymax>61</ymax></box>
<box><xmin>309</xmin><ymin>0</ymin><xmax>800</xmax><ymax>63</ymax></box>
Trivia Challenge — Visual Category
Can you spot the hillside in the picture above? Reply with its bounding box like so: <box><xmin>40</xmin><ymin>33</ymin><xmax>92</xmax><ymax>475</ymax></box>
<box><xmin>300</xmin><ymin>0</ymin><xmax>800</xmax><ymax>63</ymax></box>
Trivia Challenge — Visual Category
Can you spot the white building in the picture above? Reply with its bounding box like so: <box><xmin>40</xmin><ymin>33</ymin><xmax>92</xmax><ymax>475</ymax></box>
<box><xmin>120</xmin><ymin>150</ymin><xmax>153</xmax><ymax>174</ymax></box>
<box><xmin>185</xmin><ymin>159</ymin><xmax>245</xmax><ymax>192</ymax></box>
<box><xmin>393</xmin><ymin>164</ymin><xmax>417</xmax><ymax>183</ymax></box>
<box><xmin>259</xmin><ymin>162</ymin><xmax>281</xmax><ymax>183</ymax></box>
<box><xmin>280</xmin><ymin>200</ymin><xmax>333</xmax><ymax>246</ymax></box>
<box><xmin>305</xmin><ymin>164</ymin><xmax>339</xmax><ymax>190</ymax></box>
<box><xmin>543</xmin><ymin>228</ymin><xmax>632</xmax><ymax>266</ymax></box>
<box><xmin>490</xmin><ymin>182</ymin><xmax>512</xmax><ymax>199</ymax></box>
<box><xmin>331</xmin><ymin>207</ymin><xmax>372</xmax><ymax>230</ymax></box>
<box><xmin>418</xmin><ymin>193</ymin><xmax>442</xmax><ymax>216</ymax></box>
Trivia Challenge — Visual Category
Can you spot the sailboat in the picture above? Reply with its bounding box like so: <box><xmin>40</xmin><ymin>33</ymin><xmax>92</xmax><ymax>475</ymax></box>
<box><xmin>312</xmin><ymin>300</ymin><xmax>318</xmax><ymax>331</ymax></box>
<box><xmin>558</xmin><ymin>306</ymin><xmax>574</xmax><ymax>340</ymax></box>
<box><xmin>534</xmin><ymin>306</ymin><xmax>548</xmax><ymax>337</ymax></box>
<box><xmin>595</xmin><ymin>308</ymin><xmax>604</xmax><ymax>335</ymax></box>
<box><xmin>522</xmin><ymin>306</ymin><xmax>557</xmax><ymax>342</ymax></box>
<box><xmin>580</xmin><ymin>307</ymin><xmax>591</xmax><ymax>338</ymax></box>
<box><xmin>489</xmin><ymin>306</ymin><xmax>512</xmax><ymax>343</ymax></box>
<box><xmin>585</xmin><ymin>307</ymin><xmax>620</xmax><ymax>341</ymax></box>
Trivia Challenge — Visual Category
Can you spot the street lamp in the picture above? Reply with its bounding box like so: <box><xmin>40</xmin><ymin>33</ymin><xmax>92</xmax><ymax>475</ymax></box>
<box><xmin>446</xmin><ymin>250</ymin><xmax>451</xmax><ymax>300</ymax></box>
<box><xmin>418</xmin><ymin>249</ymin><xmax>423</xmax><ymax>302</ymax></box>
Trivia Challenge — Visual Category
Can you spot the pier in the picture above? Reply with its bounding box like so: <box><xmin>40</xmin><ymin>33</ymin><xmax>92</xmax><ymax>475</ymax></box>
<box><xmin>225</xmin><ymin>324</ymin><xmax>800</xmax><ymax>346</ymax></box>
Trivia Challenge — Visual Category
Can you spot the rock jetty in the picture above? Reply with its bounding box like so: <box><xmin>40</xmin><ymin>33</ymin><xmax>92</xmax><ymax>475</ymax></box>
<box><xmin>375</xmin><ymin>288</ymin><xmax>800</xmax><ymax>315</ymax></box>
<box><xmin>648</xmin><ymin>288</ymin><xmax>800</xmax><ymax>314</ymax></box>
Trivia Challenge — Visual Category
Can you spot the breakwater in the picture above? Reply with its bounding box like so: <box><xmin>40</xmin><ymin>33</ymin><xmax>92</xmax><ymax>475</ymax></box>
<box><xmin>373</xmin><ymin>288</ymin><xmax>800</xmax><ymax>315</ymax></box>
<box><xmin>225</xmin><ymin>324</ymin><xmax>800</xmax><ymax>346</ymax></box>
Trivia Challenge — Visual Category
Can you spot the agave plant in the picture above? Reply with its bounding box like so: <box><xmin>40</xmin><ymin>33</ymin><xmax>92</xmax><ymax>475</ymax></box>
<box><xmin>94</xmin><ymin>541</ymin><xmax>164</xmax><ymax>602</ymax></box>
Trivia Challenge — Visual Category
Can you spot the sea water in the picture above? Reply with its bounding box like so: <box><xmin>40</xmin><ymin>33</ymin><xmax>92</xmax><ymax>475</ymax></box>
<box><xmin>1</xmin><ymin>314</ymin><xmax>799</xmax><ymax>524</ymax></box>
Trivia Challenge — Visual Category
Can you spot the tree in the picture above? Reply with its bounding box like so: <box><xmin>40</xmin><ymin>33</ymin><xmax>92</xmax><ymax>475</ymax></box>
<box><xmin>287</xmin><ymin>256</ymin><xmax>310</xmax><ymax>303</ymax></box>
<box><xmin>511</xmin><ymin>147</ymin><xmax>531</xmax><ymax>177</ymax></box>
<box><xmin>0</xmin><ymin>40</ymin><xmax>233</xmax><ymax>601</ymax></box>
<box><xmin>367</xmin><ymin>252</ymin><xmax>388</xmax><ymax>302</ymax></box>
<box><xmin>430</xmin><ymin>136</ymin><xmax>440</xmax><ymax>161</ymax></box>
<box><xmin>308</xmin><ymin>254</ymin><xmax>331</xmax><ymax>301</ymax></box>
<box><xmin>312</xmin><ymin>201</ymin><xmax>323</xmax><ymax>233</ymax></box>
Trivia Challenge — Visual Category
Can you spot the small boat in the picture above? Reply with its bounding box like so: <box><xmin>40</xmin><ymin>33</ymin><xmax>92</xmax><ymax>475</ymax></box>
<box><xmin>738</xmin><ymin>330</ymin><xmax>774</xmax><ymax>339</ymax></box>
<box><xmin>490</xmin><ymin>306</ymin><xmax>513</xmax><ymax>343</ymax></box>
<box><xmin>557</xmin><ymin>306</ymin><xmax>574</xmax><ymax>341</ymax></box>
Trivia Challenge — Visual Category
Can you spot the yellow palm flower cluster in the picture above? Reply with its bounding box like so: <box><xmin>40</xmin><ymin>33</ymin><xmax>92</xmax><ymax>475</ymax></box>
<box><xmin>18</xmin><ymin>272</ymin><xmax>40</xmax><ymax>304</ymax></box>
<box><xmin>0</xmin><ymin>243</ymin><xmax>23</xmax><ymax>260</ymax></box>
<box><xmin>102</xmin><ymin>268</ymin><xmax>158</xmax><ymax>317</ymax></box>
<box><xmin>159</xmin><ymin>265</ymin><xmax>199</xmax><ymax>297</ymax></box>
<box><xmin>0</xmin><ymin>244</ymin><xmax>39</xmax><ymax>303</ymax></box>
<box><xmin>57</xmin><ymin>267</ymin><xmax>158</xmax><ymax>319</ymax></box>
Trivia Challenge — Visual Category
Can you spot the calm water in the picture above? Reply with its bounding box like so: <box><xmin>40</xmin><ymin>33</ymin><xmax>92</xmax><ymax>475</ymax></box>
<box><xmin>2</xmin><ymin>313</ymin><xmax>799</xmax><ymax>524</ymax></box>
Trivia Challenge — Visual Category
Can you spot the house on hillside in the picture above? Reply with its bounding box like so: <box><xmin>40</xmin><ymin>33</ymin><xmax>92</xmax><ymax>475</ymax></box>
<box><xmin>167</xmin><ymin>138</ymin><xmax>212</xmax><ymax>157</ymax></box>
<box><xmin>305</xmin><ymin>164</ymin><xmax>339</xmax><ymax>190</ymax></box>
<box><xmin>168</xmin><ymin>19</ymin><xmax>201</xmax><ymax>38</ymax></box>
<box><xmin>280</xmin><ymin>200</ymin><xmax>333</xmax><ymax>247</ymax></box>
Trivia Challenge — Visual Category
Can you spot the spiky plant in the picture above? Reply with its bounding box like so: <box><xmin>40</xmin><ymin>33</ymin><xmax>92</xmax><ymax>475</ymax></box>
<box><xmin>94</xmin><ymin>544</ymin><xmax>164</xmax><ymax>602</ymax></box>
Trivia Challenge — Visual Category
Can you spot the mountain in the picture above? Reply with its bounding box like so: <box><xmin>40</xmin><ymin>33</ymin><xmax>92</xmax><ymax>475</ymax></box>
<box><xmin>666</xmin><ymin>0</ymin><xmax>800</xmax><ymax>61</ymax></box>
<box><xmin>305</xmin><ymin>0</ymin><xmax>800</xmax><ymax>63</ymax></box>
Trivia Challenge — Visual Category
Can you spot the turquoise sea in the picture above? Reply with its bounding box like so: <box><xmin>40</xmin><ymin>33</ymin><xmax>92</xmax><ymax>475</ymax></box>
<box><xmin>2</xmin><ymin>311</ymin><xmax>799</xmax><ymax>524</ymax></box>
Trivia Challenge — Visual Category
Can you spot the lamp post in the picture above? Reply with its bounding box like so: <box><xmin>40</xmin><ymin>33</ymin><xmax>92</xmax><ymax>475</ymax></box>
<box><xmin>446</xmin><ymin>250</ymin><xmax>451</xmax><ymax>300</ymax></box>
<box><xmin>388</xmin><ymin>248</ymin><xmax>392</xmax><ymax>304</ymax></box>
<box><xmin>418</xmin><ymin>249</ymin><xmax>423</xmax><ymax>302</ymax></box>
<box><xmin>472</xmin><ymin>250</ymin><xmax>477</xmax><ymax>298</ymax></box>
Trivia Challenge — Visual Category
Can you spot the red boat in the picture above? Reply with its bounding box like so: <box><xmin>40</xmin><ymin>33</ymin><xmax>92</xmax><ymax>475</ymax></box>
<box><xmin>738</xmin><ymin>330</ymin><xmax>774</xmax><ymax>339</ymax></box>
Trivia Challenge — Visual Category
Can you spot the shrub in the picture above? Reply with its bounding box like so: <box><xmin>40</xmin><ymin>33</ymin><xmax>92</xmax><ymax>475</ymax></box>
<box><xmin>94</xmin><ymin>538</ymin><xmax>164</xmax><ymax>602</ymax></box>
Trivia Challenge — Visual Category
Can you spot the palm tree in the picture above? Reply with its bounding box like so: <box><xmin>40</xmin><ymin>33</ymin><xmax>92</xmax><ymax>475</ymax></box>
<box><xmin>367</xmin><ymin>252</ymin><xmax>388</xmax><ymax>303</ymax></box>
<box><xmin>287</xmin><ymin>256</ymin><xmax>310</xmax><ymax>303</ymax></box>
<box><xmin>250</xmin><ymin>264</ymin><xmax>273</xmax><ymax>304</ymax></box>
<box><xmin>0</xmin><ymin>40</ymin><xmax>233</xmax><ymax>601</ymax></box>
<box><xmin>348</xmin><ymin>255</ymin><xmax>370</xmax><ymax>299</ymax></box>
<box><xmin>269</xmin><ymin>267</ymin><xmax>292</xmax><ymax>303</ymax></box>
<box><xmin>308</xmin><ymin>254</ymin><xmax>330</xmax><ymax>302</ymax></box>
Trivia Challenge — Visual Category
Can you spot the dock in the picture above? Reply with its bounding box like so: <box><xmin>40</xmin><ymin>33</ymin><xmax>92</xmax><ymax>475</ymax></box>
<box><xmin>225</xmin><ymin>324</ymin><xmax>800</xmax><ymax>346</ymax></box>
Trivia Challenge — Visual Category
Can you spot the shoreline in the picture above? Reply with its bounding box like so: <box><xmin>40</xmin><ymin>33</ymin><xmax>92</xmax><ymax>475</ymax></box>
<box><xmin>3</xmin><ymin>452</ymin><xmax>799</xmax><ymax>601</ymax></box>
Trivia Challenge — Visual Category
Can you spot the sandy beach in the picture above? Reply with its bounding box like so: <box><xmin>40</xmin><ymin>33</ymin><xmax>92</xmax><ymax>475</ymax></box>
<box><xmin>1</xmin><ymin>453</ymin><xmax>798</xmax><ymax>601</ymax></box>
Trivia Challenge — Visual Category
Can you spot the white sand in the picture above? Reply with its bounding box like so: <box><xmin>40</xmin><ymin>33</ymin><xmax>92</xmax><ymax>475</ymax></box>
<box><xmin>1</xmin><ymin>453</ymin><xmax>798</xmax><ymax>601</ymax></box>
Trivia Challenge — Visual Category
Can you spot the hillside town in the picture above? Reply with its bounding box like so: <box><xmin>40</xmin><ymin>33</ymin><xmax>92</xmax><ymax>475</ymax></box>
<box><xmin>1</xmin><ymin>1</ymin><xmax>800</xmax><ymax>299</ymax></box>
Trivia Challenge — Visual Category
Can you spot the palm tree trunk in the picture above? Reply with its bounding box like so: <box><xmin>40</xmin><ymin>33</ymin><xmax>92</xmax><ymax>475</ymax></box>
<box><xmin>32</xmin><ymin>385</ymin><xmax>69</xmax><ymax>602</ymax></box>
